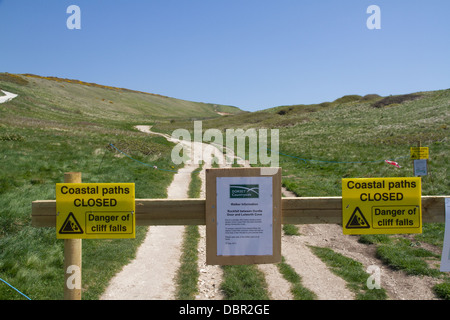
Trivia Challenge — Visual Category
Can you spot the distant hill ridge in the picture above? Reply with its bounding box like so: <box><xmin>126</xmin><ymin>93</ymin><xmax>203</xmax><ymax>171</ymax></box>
<box><xmin>0</xmin><ymin>72</ymin><xmax>243</xmax><ymax>122</ymax></box>
<box><xmin>21</xmin><ymin>73</ymin><xmax>170</xmax><ymax>98</ymax></box>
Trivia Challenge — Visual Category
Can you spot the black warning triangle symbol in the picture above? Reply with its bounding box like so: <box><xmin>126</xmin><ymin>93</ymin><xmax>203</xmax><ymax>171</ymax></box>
<box><xmin>59</xmin><ymin>212</ymin><xmax>83</xmax><ymax>234</ymax></box>
<box><xmin>346</xmin><ymin>207</ymin><xmax>370</xmax><ymax>229</ymax></box>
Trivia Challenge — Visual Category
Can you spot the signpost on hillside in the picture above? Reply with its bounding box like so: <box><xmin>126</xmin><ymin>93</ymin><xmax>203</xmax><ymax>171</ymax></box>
<box><xmin>411</xmin><ymin>142</ymin><xmax>429</xmax><ymax>177</ymax></box>
<box><xmin>56</xmin><ymin>183</ymin><xmax>135</xmax><ymax>239</ymax></box>
<box><xmin>410</xmin><ymin>146</ymin><xmax>429</xmax><ymax>161</ymax></box>
<box><xmin>56</xmin><ymin>173</ymin><xmax>135</xmax><ymax>300</ymax></box>
<box><xmin>61</xmin><ymin>172</ymin><xmax>82</xmax><ymax>300</ymax></box>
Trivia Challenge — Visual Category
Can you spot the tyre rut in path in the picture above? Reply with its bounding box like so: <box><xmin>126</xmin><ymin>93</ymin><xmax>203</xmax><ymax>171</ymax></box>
<box><xmin>100</xmin><ymin>167</ymin><xmax>195</xmax><ymax>299</ymax></box>
<box><xmin>101</xmin><ymin>126</ymin><xmax>199</xmax><ymax>299</ymax></box>
<box><xmin>101</xmin><ymin>125</ymin><xmax>228</xmax><ymax>300</ymax></box>
<box><xmin>296</xmin><ymin>223</ymin><xmax>442</xmax><ymax>300</ymax></box>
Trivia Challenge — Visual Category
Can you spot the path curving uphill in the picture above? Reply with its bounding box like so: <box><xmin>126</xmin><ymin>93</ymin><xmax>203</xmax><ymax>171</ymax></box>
<box><xmin>101</xmin><ymin>126</ymin><xmax>197</xmax><ymax>299</ymax></box>
<box><xmin>101</xmin><ymin>125</ymin><xmax>225</xmax><ymax>299</ymax></box>
<box><xmin>100</xmin><ymin>125</ymin><xmax>354</xmax><ymax>300</ymax></box>
<box><xmin>0</xmin><ymin>90</ymin><xmax>18</xmax><ymax>104</ymax></box>
<box><xmin>101</xmin><ymin>125</ymin><xmax>441</xmax><ymax>301</ymax></box>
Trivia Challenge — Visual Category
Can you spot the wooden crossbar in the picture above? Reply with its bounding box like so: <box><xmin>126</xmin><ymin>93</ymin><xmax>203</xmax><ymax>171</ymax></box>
<box><xmin>32</xmin><ymin>196</ymin><xmax>447</xmax><ymax>228</ymax></box>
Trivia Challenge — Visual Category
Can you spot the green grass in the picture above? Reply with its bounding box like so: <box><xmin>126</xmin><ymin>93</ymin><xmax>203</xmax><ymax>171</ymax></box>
<box><xmin>416</xmin><ymin>223</ymin><xmax>446</xmax><ymax>247</ymax></box>
<box><xmin>276</xmin><ymin>256</ymin><xmax>317</xmax><ymax>300</ymax></box>
<box><xmin>0</xmin><ymin>125</ymin><xmax>178</xmax><ymax>299</ymax></box>
<box><xmin>361</xmin><ymin>233</ymin><xmax>442</xmax><ymax>278</ymax></box>
<box><xmin>434</xmin><ymin>282</ymin><xmax>450</xmax><ymax>300</ymax></box>
<box><xmin>80</xmin><ymin>228</ymin><xmax>149</xmax><ymax>299</ymax></box>
<box><xmin>175</xmin><ymin>164</ymin><xmax>203</xmax><ymax>300</ymax></box>
<box><xmin>283</xmin><ymin>224</ymin><xmax>300</xmax><ymax>236</ymax></box>
<box><xmin>0</xmin><ymin>73</ymin><xmax>242</xmax><ymax>125</ymax></box>
<box><xmin>220</xmin><ymin>264</ymin><xmax>270</xmax><ymax>300</ymax></box>
<box><xmin>0</xmin><ymin>73</ymin><xmax>202</xmax><ymax>299</ymax></box>
<box><xmin>360</xmin><ymin>230</ymin><xmax>443</xmax><ymax>278</ymax></box>
<box><xmin>157</xmin><ymin>88</ymin><xmax>450</xmax><ymax>198</ymax></box>
<box><xmin>187</xmin><ymin>164</ymin><xmax>204</xmax><ymax>199</ymax></box>
<box><xmin>359</xmin><ymin>234</ymin><xmax>393</xmax><ymax>245</ymax></box>
<box><xmin>310</xmin><ymin>246</ymin><xmax>388</xmax><ymax>300</ymax></box>
<box><xmin>359</xmin><ymin>229</ymin><xmax>450</xmax><ymax>299</ymax></box>
<box><xmin>180</xmin><ymin>162</ymin><xmax>274</xmax><ymax>301</ymax></box>
<box><xmin>278</xmin><ymin>218</ymin><xmax>316</xmax><ymax>300</ymax></box>
<box><xmin>1</xmin><ymin>73</ymin><xmax>449</xmax><ymax>300</ymax></box>
<box><xmin>376</xmin><ymin>242</ymin><xmax>441</xmax><ymax>277</ymax></box>
<box><xmin>175</xmin><ymin>225</ymin><xmax>201</xmax><ymax>300</ymax></box>
<box><xmin>153</xmin><ymin>88</ymin><xmax>450</xmax><ymax>301</ymax></box>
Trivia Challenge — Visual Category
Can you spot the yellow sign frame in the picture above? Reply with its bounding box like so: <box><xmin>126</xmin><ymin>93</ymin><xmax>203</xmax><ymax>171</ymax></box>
<box><xmin>342</xmin><ymin>177</ymin><xmax>422</xmax><ymax>235</ymax></box>
<box><xmin>56</xmin><ymin>183</ymin><xmax>135</xmax><ymax>239</ymax></box>
<box><xmin>410</xmin><ymin>147</ymin><xmax>429</xmax><ymax>160</ymax></box>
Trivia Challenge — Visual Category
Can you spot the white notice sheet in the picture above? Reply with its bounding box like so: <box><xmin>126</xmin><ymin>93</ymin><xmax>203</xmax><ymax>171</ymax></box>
<box><xmin>216</xmin><ymin>176</ymin><xmax>273</xmax><ymax>256</ymax></box>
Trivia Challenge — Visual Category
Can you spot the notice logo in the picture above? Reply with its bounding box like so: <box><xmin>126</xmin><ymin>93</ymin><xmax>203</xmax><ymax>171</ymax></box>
<box><xmin>230</xmin><ymin>185</ymin><xmax>259</xmax><ymax>199</ymax></box>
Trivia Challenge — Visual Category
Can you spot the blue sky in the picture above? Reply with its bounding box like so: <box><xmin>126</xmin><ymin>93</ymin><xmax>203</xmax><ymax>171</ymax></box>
<box><xmin>0</xmin><ymin>1</ymin><xmax>449</xmax><ymax>111</ymax></box>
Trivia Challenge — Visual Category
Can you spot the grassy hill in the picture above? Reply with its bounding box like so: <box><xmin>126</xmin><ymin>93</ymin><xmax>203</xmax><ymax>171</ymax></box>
<box><xmin>154</xmin><ymin>88</ymin><xmax>449</xmax><ymax>196</ymax></box>
<box><xmin>0</xmin><ymin>73</ymin><xmax>242</xmax><ymax>128</ymax></box>
<box><xmin>0</xmin><ymin>72</ymin><xmax>448</xmax><ymax>300</ymax></box>
<box><xmin>153</xmin><ymin>88</ymin><xmax>450</xmax><ymax>299</ymax></box>
<box><xmin>0</xmin><ymin>72</ymin><xmax>242</xmax><ymax>300</ymax></box>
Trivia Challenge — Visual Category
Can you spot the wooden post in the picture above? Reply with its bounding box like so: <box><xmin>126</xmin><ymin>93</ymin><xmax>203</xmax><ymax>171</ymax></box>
<box><xmin>418</xmin><ymin>141</ymin><xmax>421</xmax><ymax>177</ymax></box>
<box><xmin>63</xmin><ymin>172</ymin><xmax>82</xmax><ymax>300</ymax></box>
<box><xmin>32</xmin><ymin>196</ymin><xmax>448</xmax><ymax>226</ymax></box>
<box><xmin>414</xmin><ymin>141</ymin><xmax>422</xmax><ymax>177</ymax></box>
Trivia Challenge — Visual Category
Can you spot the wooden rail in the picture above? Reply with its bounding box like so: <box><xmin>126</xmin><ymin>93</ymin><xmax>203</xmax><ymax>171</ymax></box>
<box><xmin>32</xmin><ymin>196</ymin><xmax>447</xmax><ymax>228</ymax></box>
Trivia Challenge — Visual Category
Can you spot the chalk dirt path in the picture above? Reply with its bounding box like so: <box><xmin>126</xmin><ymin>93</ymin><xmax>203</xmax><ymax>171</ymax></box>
<box><xmin>101</xmin><ymin>125</ymin><xmax>223</xmax><ymax>299</ymax></box>
<box><xmin>102</xmin><ymin>125</ymin><xmax>441</xmax><ymax>300</ymax></box>
<box><xmin>0</xmin><ymin>90</ymin><xmax>18</xmax><ymax>104</ymax></box>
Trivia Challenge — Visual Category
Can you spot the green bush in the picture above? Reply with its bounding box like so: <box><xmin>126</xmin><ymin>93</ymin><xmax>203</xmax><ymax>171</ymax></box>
<box><xmin>376</xmin><ymin>242</ymin><xmax>441</xmax><ymax>277</ymax></box>
<box><xmin>434</xmin><ymin>282</ymin><xmax>450</xmax><ymax>300</ymax></box>
<box><xmin>371</xmin><ymin>93</ymin><xmax>422</xmax><ymax>108</ymax></box>
<box><xmin>0</xmin><ymin>133</ymin><xmax>25</xmax><ymax>141</ymax></box>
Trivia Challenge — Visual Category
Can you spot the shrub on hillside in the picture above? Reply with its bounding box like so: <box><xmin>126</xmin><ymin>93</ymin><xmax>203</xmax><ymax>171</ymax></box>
<box><xmin>371</xmin><ymin>93</ymin><xmax>423</xmax><ymax>108</ymax></box>
<box><xmin>0</xmin><ymin>73</ymin><xmax>29</xmax><ymax>85</ymax></box>
<box><xmin>0</xmin><ymin>133</ymin><xmax>25</xmax><ymax>141</ymax></box>
<box><xmin>360</xmin><ymin>94</ymin><xmax>382</xmax><ymax>101</ymax></box>
<box><xmin>333</xmin><ymin>95</ymin><xmax>362</xmax><ymax>104</ymax></box>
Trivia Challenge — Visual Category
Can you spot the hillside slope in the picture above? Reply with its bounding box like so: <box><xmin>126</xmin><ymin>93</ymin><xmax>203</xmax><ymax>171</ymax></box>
<box><xmin>0</xmin><ymin>72</ymin><xmax>449</xmax><ymax>300</ymax></box>
<box><xmin>1</xmin><ymin>73</ymin><xmax>243</xmax><ymax>299</ymax></box>
<box><xmin>0</xmin><ymin>73</ymin><xmax>242</xmax><ymax>129</ymax></box>
<box><xmin>153</xmin><ymin>88</ymin><xmax>450</xmax><ymax>196</ymax></box>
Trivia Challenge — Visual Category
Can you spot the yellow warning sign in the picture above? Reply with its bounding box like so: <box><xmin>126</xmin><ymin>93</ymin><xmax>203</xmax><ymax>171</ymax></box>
<box><xmin>410</xmin><ymin>147</ymin><xmax>429</xmax><ymax>160</ymax></box>
<box><xmin>56</xmin><ymin>183</ymin><xmax>135</xmax><ymax>239</ymax></box>
<box><xmin>346</xmin><ymin>207</ymin><xmax>370</xmax><ymax>229</ymax></box>
<box><xmin>342</xmin><ymin>177</ymin><xmax>422</xmax><ymax>235</ymax></box>
<box><xmin>59</xmin><ymin>213</ymin><xmax>84</xmax><ymax>235</ymax></box>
